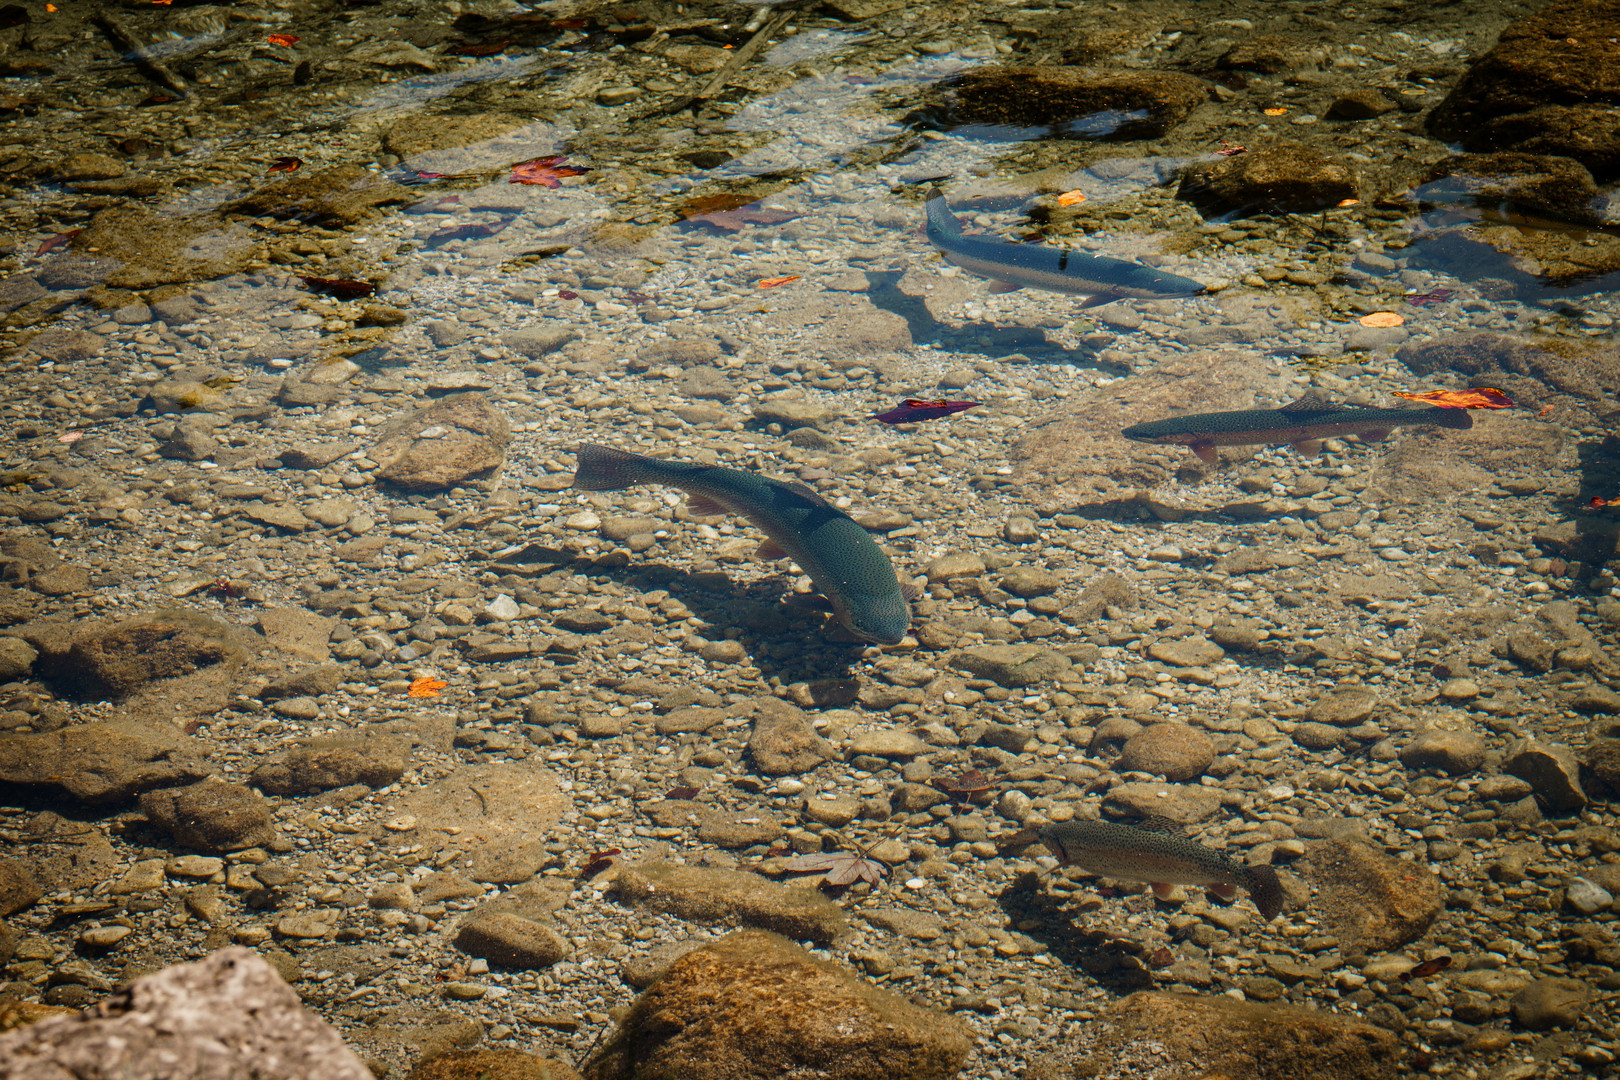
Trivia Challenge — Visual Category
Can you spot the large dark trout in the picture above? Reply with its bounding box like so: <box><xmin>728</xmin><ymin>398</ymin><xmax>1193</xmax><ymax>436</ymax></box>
<box><xmin>572</xmin><ymin>444</ymin><xmax>914</xmax><ymax>645</ymax></box>
<box><xmin>1123</xmin><ymin>397</ymin><xmax>1474</xmax><ymax>464</ymax></box>
<box><xmin>1039</xmin><ymin>818</ymin><xmax>1285</xmax><ymax>920</ymax></box>
<box><xmin>924</xmin><ymin>185</ymin><xmax>1206</xmax><ymax>308</ymax></box>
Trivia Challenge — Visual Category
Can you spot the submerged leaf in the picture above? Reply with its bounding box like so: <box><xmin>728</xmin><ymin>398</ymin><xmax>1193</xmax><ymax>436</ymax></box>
<box><xmin>784</xmin><ymin>850</ymin><xmax>889</xmax><ymax>887</ymax></box>
<box><xmin>872</xmin><ymin>398</ymin><xmax>981</xmax><ymax>425</ymax></box>
<box><xmin>300</xmin><ymin>276</ymin><xmax>377</xmax><ymax>300</ymax></box>
<box><xmin>510</xmin><ymin>155</ymin><xmax>589</xmax><ymax>188</ymax></box>
<box><xmin>407</xmin><ymin>677</ymin><xmax>447</xmax><ymax>698</ymax></box>
<box><xmin>1392</xmin><ymin>387</ymin><xmax>1513</xmax><ymax>410</ymax></box>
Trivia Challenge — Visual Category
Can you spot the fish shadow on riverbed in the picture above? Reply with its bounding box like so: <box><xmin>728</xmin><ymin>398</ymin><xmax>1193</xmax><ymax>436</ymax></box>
<box><xmin>996</xmin><ymin>872</ymin><xmax>1159</xmax><ymax>992</ymax></box>
<box><xmin>565</xmin><ymin>557</ymin><xmax>873</xmax><ymax>684</ymax></box>
<box><xmin>859</xmin><ymin>270</ymin><xmax>1123</xmax><ymax>373</ymax></box>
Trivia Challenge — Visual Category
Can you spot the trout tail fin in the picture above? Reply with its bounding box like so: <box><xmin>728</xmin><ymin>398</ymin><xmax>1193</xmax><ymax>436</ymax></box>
<box><xmin>1434</xmin><ymin>407</ymin><xmax>1475</xmax><ymax>431</ymax></box>
<box><xmin>1246</xmin><ymin>864</ymin><xmax>1285</xmax><ymax>920</ymax></box>
<box><xmin>572</xmin><ymin>444</ymin><xmax>645</xmax><ymax>491</ymax></box>
<box><xmin>924</xmin><ymin>186</ymin><xmax>964</xmax><ymax>240</ymax></box>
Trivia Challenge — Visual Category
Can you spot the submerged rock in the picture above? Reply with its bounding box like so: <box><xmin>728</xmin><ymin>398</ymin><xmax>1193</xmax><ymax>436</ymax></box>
<box><xmin>1024</xmin><ymin>991</ymin><xmax>1403</xmax><ymax>1080</ymax></box>
<box><xmin>0</xmin><ymin>947</ymin><xmax>373</xmax><ymax>1080</ymax></box>
<box><xmin>583</xmin><ymin>930</ymin><xmax>970</xmax><ymax>1080</ymax></box>
<box><xmin>1426</xmin><ymin>0</ymin><xmax>1620</xmax><ymax>178</ymax></box>
<box><xmin>921</xmin><ymin>65</ymin><xmax>1208</xmax><ymax>140</ymax></box>
<box><xmin>610</xmin><ymin>862</ymin><xmax>848</xmax><ymax>945</ymax></box>
<box><xmin>371</xmin><ymin>392</ymin><xmax>510</xmax><ymax>491</ymax></box>
<box><xmin>1178</xmin><ymin>142</ymin><xmax>1359</xmax><ymax>214</ymax></box>
<box><xmin>1302</xmin><ymin>838</ymin><xmax>1443</xmax><ymax>954</ymax></box>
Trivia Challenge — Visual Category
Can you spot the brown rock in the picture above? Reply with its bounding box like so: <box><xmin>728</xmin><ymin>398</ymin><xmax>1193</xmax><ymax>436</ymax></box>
<box><xmin>407</xmin><ymin>1048</ymin><xmax>582</xmax><ymax>1080</ymax></box>
<box><xmin>1503</xmin><ymin>737</ymin><xmax>1586</xmax><ymax>812</ymax></box>
<box><xmin>746</xmin><ymin>698</ymin><xmax>834</xmax><ymax>776</ymax></box>
<box><xmin>250</xmin><ymin>735</ymin><xmax>410</xmax><ymax>795</ymax></box>
<box><xmin>611</xmin><ymin>862</ymin><xmax>848</xmax><ymax>945</ymax></box>
<box><xmin>582</xmin><ymin>930</ymin><xmax>970</xmax><ymax>1080</ymax></box>
<box><xmin>1509</xmin><ymin>977</ymin><xmax>1592</xmax><ymax>1030</ymax></box>
<box><xmin>1399</xmin><ymin>730</ymin><xmax>1487</xmax><ymax>776</ymax></box>
<box><xmin>0</xmin><ymin>947</ymin><xmax>373</xmax><ymax>1080</ymax></box>
<box><xmin>256</xmin><ymin>608</ymin><xmax>335</xmax><ymax>663</ymax></box>
<box><xmin>1024</xmin><ymin>991</ymin><xmax>1402</xmax><ymax>1080</ymax></box>
<box><xmin>1219</xmin><ymin>33</ymin><xmax>1328</xmax><ymax>73</ymax></box>
<box><xmin>1471</xmin><ymin>105</ymin><xmax>1620</xmax><ymax>179</ymax></box>
<box><xmin>1427</xmin><ymin>0</ymin><xmax>1620</xmax><ymax>178</ymax></box>
<box><xmin>139</xmin><ymin>779</ymin><xmax>275</xmax><ymax>853</ymax></box>
<box><xmin>388</xmin><ymin>762</ymin><xmax>566</xmax><ymax>885</ymax></box>
<box><xmin>1415</xmin><ymin>151</ymin><xmax>1603</xmax><ymax>223</ymax></box>
<box><xmin>1117</xmin><ymin>724</ymin><xmax>1215</xmax><ymax>781</ymax></box>
<box><xmin>1301</xmin><ymin>838</ymin><xmax>1444</xmax><ymax>955</ymax></box>
<box><xmin>1179</xmin><ymin>142</ymin><xmax>1357</xmax><ymax>214</ymax></box>
<box><xmin>372</xmin><ymin>392</ymin><xmax>510</xmax><ymax>491</ymax></box>
<box><xmin>0</xmin><ymin>721</ymin><xmax>210</xmax><ymax>806</ymax></box>
<box><xmin>51</xmin><ymin>611</ymin><xmax>236</xmax><ymax>701</ymax></box>
<box><xmin>0</xmin><ymin>859</ymin><xmax>43</xmax><ymax>917</ymax></box>
<box><xmin>930</xmin><ymin>65</ymin><xmax>1207</xmax><ymax>140</ymax></box>
<box><xmin>453</xmin><ymin>913</ymin><xmax>569</xmax><ymax>969</ymax></box>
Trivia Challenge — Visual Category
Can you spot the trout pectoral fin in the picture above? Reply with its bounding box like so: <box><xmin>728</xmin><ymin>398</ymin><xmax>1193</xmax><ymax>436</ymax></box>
<box><xmin>988</xmin><ymin>280</ymin><xmax>1023</xmax><ymax>294</ymax></box>
<box><xmin>899</xmin><ymin>581</ymin><xmax>920</xmax><ymax>602</ymax></box>
<box><xmin>1191</xmin><ymin>444</ymin><xmax>1219</xmax><ymax>465</ymax></box>
<box><xmin>1078</xmin><ymin>292</ymin><xmax>1123</xmax><ymax>309</ymax></box>
<box><xmin>1209</xmin><ymin>883</ymin><xmax>1237</xmax><ymax>901</ymax></box>
<box><xmin>686</xmin><ymin>495</ymin><xmax>726</xmax><ymax>516</ymax></box>
<box><xmin>784</xmin><ymin>592</ymin><xmax>834</xmax><ymax>613</ymax></box>
<box><xmin>756</xmin><ymin>538</ymin><xmax>788</xmax><ymax>559</ymax></box>
<box><xmin>1357</xmin><ymin>428</ymin><xmax>1392</xmax><ymax>442</ymax></box>
<box><xmin>1150</xmin><ymin>882</ymin><xmax>1178</xmax><ymax>901</ymax></box>
<box><xmin>1292</xmin><ymin>439</ymin><xmax>1324</xmax><ymax>456</ymax></box>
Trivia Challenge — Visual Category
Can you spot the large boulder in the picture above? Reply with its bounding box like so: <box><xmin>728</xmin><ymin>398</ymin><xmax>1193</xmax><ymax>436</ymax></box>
<box><xmin>1025</xmin><ymin>991</ymin><xmax>1403</xmax><ymax>1080</ymax></box>
<box><xmin>0</xmin><ymin>947</ymin><xmax>373</xmax><ymax>1080</ymax></box>
<box><xmin>0</xmin><ymin>722</ymin><xmax>211</xmax><ymax>807</ymax></box>
<box><xmin>582</xmin><ymin>930</ymin><xmax>970</xmax><ymax>1080</ymax></box>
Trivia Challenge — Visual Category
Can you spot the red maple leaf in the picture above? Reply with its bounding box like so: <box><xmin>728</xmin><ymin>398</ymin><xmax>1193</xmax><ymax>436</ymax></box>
<box><xmin>509</xmin><ymin>155</ymin><xmax>589</xmax><ymax>189</ymax></box>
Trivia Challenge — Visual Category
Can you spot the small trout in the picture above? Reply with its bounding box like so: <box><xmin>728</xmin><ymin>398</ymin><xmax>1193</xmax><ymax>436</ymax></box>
<box><xmin>1123</xmin><ymin>397</ymin><xmax>1474</xmax><ymax>464</ymax></box>
<box><xmin>924</xmin><ymin>185</ymin><xmax>1205</xmax><ymax>308</ymax></box>
<box><xmin>1038</xmin><ymin>818</ymin><xmax>1284</xmax><ymax>920</ymax></box>
<box><xmin>572</xmin><ymin>444</ymin><xmax>914</xmax><ymax>645</ymax></box>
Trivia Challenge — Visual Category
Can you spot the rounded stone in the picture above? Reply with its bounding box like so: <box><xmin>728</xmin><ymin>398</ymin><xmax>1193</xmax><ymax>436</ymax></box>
<box><xmin>698</xmin><ymin>640</ymin><xmax>747</xmax><ymax>664</ymax></box>
<box><xmin>1116</xmin><ymin>724</ymin><xmax>1215</xmax><ymax>781</ymax></box>
<box><xmin>454</xmin><ymin>913</ymin><xmax>569</xmax><ymax>969</ymax></box>
<box><xmin>1399</xmin><ymin>730</ymin><xmax>1486</xmax><ymax>776</ymax></box>
<box><xmin>1509</xmin><ymin>977</ymin><xmax>1591</xmax><ymax>1030</ymax></box>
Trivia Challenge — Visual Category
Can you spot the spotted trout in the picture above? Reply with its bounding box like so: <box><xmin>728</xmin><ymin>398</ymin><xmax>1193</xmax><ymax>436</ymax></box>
<box><xmin>1038</xmin><ymin>818</ymin><xmax>1285</xmax><ymax>920</ymax></box>
<box><xmin>1122</xmin><ymin>397</ymin><xmax>1474</xmax><ymax>464</ymax></box>
<box><xmin>924</xmin><ymin>185</ymin><xmax>1206</xmax><ymax>308</ymax></box>
<box><xmin>572</xmin><ymin>444</ymin><xmax>914</xmax><ymax>645</ymax></box>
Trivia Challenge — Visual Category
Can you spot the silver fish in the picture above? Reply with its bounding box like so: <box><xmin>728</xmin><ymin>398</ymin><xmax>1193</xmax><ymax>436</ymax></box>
<box><xmin>924</xmin><ymin>185</ymin><xmax>1206</xmax><ymax>309</ymax></box>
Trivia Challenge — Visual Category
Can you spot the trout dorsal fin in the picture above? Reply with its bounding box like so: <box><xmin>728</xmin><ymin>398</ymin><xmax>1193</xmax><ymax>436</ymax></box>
<box><xmin>781</xmin><ymin>480</ymin><xmax>835</xmax><ymax>509</ymax></box>
<box><xmin>1134</xmin><ymin>814</ymin><xmax>1189</xmax><ymax>837</ymax></box>
<box><xmin>1278</xmin><ymin>394</ymin><xmax>1340</xmax><ymax>414</ymax></box>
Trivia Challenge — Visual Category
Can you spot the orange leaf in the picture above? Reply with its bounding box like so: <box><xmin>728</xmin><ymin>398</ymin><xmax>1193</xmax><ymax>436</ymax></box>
<box><xmin>1056</xmin><ymin>189</ymin><xmax>1087</xmax><ymax>207</ymax></box>
<box><xmin>407</xmin><ymin>677</ymin><xmax>448</xmax><ymax>698</ymax></box>
<box><xmin>509</xmin><ymin>155</ymin><xmax>589</xmax><ymax>188</ymax></box>
<box><xmin>757</xmin><ymin>275</ymin><xmax>799</xmax><ymax>289</ymax></box>
<box><xmin>35</xmin><ymin>229</ymin><xmax>80</xmax><ymax>257</ymax></box>
<box><xmin>1337</xmin><ymin>198</ymin><xmax>1362</xmax><ymax>207</ymax></box>
<box><xmin>1358</xmin><ymin>312</ymin><xmax>1404</xmax><ymax>328</ymax></box>
<box><xmin>1262</xmin><ymin>106</ymin><xmax>1288</xmax><ymax>116</ymax></box>
<box><xmin>267</xmin><ymin>34</ymin><xmax>300</xmax><ymax>48</ymax></box>
<box><xmin>1391</xmin><ymin>387</ymin><xmax>1514</xmax><ymax>410</ymax></box>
